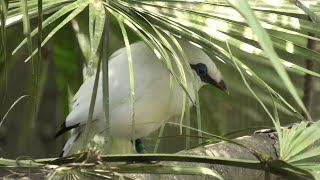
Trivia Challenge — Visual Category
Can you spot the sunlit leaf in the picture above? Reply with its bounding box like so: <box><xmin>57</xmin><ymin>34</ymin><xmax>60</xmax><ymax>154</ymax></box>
<box><xmin>88</xmin><ymin>0</ymin><xmax>105</xmax><ymax>67</ymax></box>
<box><xmin>12</xmin><ymin>0</ymin><xmax>89</xmax><ymax>55</ymax></box>
<box><xmin>228</xmin><ymin>0</ymin><xmax>310</xmax><ymax>120</ymax></box>
<box><xmin>281</xmin><ymin>121</ymin><xmax>320</xmax><ymax>162</ymax></box>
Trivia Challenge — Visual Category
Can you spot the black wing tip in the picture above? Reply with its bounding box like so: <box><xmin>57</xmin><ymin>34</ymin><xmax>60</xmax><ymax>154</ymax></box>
<box><xmin>59</xmin><ymin>150</ymin><xmax>64</xmax><ymax>157</ymax></box>
<box><xmin>54</xmin><ymin>122</ymin><xmax>80</xmax><ymax>139</ymax></box>
<box><xmin>54</xmin><ymin>122</ymin><xmax>67</xmax><ymax>139</ymax></box>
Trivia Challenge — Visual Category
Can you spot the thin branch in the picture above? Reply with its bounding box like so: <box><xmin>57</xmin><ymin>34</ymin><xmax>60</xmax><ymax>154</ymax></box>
<box><xmin>302</xmin><ymin>17</ymin><xmax>316</xmax><ymax>121</ymax></box>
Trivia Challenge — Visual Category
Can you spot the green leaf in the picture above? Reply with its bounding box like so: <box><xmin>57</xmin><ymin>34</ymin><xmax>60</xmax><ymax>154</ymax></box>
<box><xmin>101</xmin><ymin>12</ymin><xmax>109</xmax><ymax>154</ymax></box>
<box><xmin>105</xmin><ymin>1</ymin><xmax>195</xmax><ymax>104</ymax></box>
<box><xmin>20</xmin><ymin>0</ymin><xmax>33</xmax><ymax>58</ymax></box>
<box><xmin>24</xmin><ymin>1</ymin><xmax>88</xmax><ymax>62</ymax></box>
<box><xmin>228</xmin><ymin>0</ymin><xmax>310</xmax><ymax>120</ymax></box>
<box><xmin>290</xmin><ymin>0</ymin><xmax>320</xmax><ymax>23</ymax></box>
<box><xmin>128</xmin><ymin>4</ymin><xmax>304</xmax><ymax>120</ymax></box>
<box><xmin>282</xmin><ymin>121</ymin><xmax>320</xmax><ymax>161</ymax></box>
<box><xmin>117</xmin><ymin>16</ymin><xmax>136</xmax><ymax>149</ymax></box>
<box><xmin>288</xmin><ymin>146</ymin><xmax>320</xmax><ymax>163</ymax></box>
<box><xmin>225</xmin><ymin>40</ymin><xmax>280</xmax><ymax>134</ymax></box>
<box><xmin>88</xmin><ymin>0</ymin><xmax>105</xmax><ymax>66</ymax></box>
<box><xmin>0</xmin><ymin>0</ymin><xmax>8</xmax><ymax>101</ymax></box>
<box><xmin>6</xmin><ymin>0</ymin><xmax>73</xmax><ymax>27</ymax></box>
<box><xmin>82</xmin><ymin>52</ymin><xmax>102</xmax><ymax>152</ymax></box>
<box><xmin>12</xmin><ymin>0</ymin><xmax>89</xmax><ymax>55</ymax></box>
<box><xmin>0</xmin><ymin>95</ymin><xmax>30</xmax><ymax>129</ymax></box>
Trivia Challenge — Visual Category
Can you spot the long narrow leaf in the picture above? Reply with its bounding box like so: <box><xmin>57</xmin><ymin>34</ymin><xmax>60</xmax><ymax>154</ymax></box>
<box><xmin>122</xmin><ymin>3</ymin><xmax>304</xmax><ymax>120</ymax></box>
<box><xmin>107</xmin><ymin>1</ymin><xmax>195</xmax><ymax>103</ymax></box>
<box><xmin>24</xmin><ymin>3</ymin><xmax>88</xmax><ymax>62</ymax></box>
<box><xmin>101</xmin><ymin>7</ymin><xmax>110</xmax><ymax>154</ymax></box>
<box><xmin>88</xmin><ymin>0</ymin><xmax>105</xmax><ymax>66</ymax></box>
<box><xmin>228</xmin><ymin>0</ymin><xmax>310</xmax><ymax>120</ymax></box>
<box><xmin>82</xmin><ymin>55</ymin><xmax>102</xmax><ymax>151</ymax></box>
<box><xmin>117</xmin><ymin>17</ymin><xmax>136</xmax><ymax>150</ymax></box>
<box><xmin>12</xmin><ymin>0</ymin><xmax>88</xmax><ymax>55</ymax></box>
<box><xmin>0</xmin><ymin>95</ymin><xmax>30</xmax><ymax>128</ymax></box>
<box><xmin>0</xmin><ymin>0</ymin><xmax>8</xmax><ymax>103</ymax></box>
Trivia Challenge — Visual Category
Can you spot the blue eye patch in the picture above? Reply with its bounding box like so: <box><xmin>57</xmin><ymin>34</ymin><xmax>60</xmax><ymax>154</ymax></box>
<box><xmin>190</xmin><ymin>63</ymin><xmax>208</xmax><ymax>76</ymax></box>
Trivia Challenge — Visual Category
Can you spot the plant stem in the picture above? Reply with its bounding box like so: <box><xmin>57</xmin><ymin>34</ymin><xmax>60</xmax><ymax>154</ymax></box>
<box><xmin>102</xmin><ymin>9</ymin><xmax>109</xmax><ymax>154</ymax></box>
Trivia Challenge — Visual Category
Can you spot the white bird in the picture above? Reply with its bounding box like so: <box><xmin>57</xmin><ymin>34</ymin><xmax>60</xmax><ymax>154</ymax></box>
<box><xmin>54</xmin><ymin>39</ymin><xmax>227</xmax><ymax>157</ymax></box>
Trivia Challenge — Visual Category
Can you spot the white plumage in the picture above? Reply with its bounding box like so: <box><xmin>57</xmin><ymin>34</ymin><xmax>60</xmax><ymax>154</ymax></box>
<box><xmin>55</xmin><ymin>40</ymin><xmax>226</xmax><ymax>157</ymax></box>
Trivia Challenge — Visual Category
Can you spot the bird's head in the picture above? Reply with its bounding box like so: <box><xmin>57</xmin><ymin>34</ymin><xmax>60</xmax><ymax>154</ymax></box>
<box><xmin>179</xmin><ymin>41</ymin><xmax>228</xmax><ymax>93</ymax></box>
<box><xmin>190</xmin><ymin>62</ymin><xmax>227</xmax><ymax>93</ymax></box>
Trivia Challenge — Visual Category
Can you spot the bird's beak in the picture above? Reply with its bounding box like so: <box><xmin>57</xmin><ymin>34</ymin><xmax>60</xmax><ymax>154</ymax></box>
<box><xmin>214</xmin><ymin>80</ymin><xmax>229</xmax><ymax>94</ymax></box>
<box><xmin>207</xmin><ymin>78</ymin><xmax>229</xmax><ymax>94</ymax></box>
<box><xmin>219</xmin><ymin>80</ymin><xmax>229</xmax><ymax>94</ymax></box>
<box><xmin>200</xmin><ymin>74</ymin><xmax>229</xmax><ymax>94</ymax></box>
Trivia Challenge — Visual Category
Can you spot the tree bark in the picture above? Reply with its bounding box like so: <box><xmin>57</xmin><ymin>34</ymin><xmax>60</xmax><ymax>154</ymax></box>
<box><xmin>2</xmin><ymin>132</ymin><xmax>294</xmax><ymax>180</ymax></box>
<box><xmin>124</xmin><ymin>132</ymin><xmax>283</xmax><ymax>180</ymax></box>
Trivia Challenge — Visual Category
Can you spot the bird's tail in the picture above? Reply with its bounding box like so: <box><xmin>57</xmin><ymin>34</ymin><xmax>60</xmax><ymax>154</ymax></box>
<box><xmin>60</xmin><ymin>129</ymin><xmax>82</xmax><ymax>157</ymax></box>
<box><xmin>60</xmin><ymin>127</ymin><xmax>105</xmax><ymax>157</ymax></box>
<box><xmin>54</xmin><ymin>122</ymin><xmax>80</xmax><ymax>139</ymax></box>
<box><xmin>60</xmin><ymin>130</ymin><xmax>136</xmax><ymax>157</ymax></box>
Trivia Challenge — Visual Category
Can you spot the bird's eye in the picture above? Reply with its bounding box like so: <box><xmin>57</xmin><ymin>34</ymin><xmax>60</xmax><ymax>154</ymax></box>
<box><xmin>198</xmin><ymin>68</ymin><xmax>206</xmax><ymax>75</ymax></box>
<box><xmin>190</xmin><ymin>63</ymin><xmax>208</xmax><ymax>76</ymax></box>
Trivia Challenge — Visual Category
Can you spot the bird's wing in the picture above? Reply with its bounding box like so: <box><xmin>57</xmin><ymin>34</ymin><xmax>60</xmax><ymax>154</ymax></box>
<box><xmin>64</xmin><ymin>75</ymin><xmax>103</xmax><ymax>128</ymax></box>
<box><xmin>55</xmin><ymin>41</ymin><xmax>165</xmax><ymax>137</ymax></box>
<box><xmin>54</xmin><ymin>75</ymin><xmax>102</xmax><ymax>138</ymax></box>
